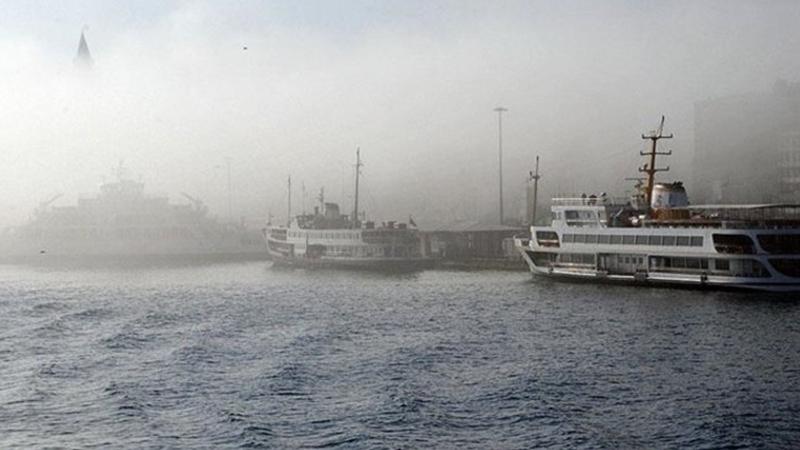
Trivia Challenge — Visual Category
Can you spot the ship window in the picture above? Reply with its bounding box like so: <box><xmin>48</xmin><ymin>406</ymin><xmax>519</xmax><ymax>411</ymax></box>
<box><xmin>663</xmin><ymin>235</ymin><xmax>676</xmax><ymax>246</ymax></box>
<box><xmin>574</xmin><ymin>234</ymin><xmax>586</xmax><ymax>243</ymax></box>
<box><xmin>691</xmin><ymin>236</ymin><xmax>704</xmax><ymax>247</ymax></box>
<box><xmin>623</xmin><ymin>235</ymin><xmax>635</xmax><ymax>245</ymax></box>
<box><xmin>531</xmin><ymin>251</ymin><xmax>556</xmax><ymax>266</ymax></box>
<box><xmin>672</xmin><ymin>257</ymin><xmax>686</xmax><ymax>269</ymax></box>
<box><xmin>610</xmin><ymin>235</ymin><xmax>622</xmax><ymax>245</ymax></box>
<box><xmin>560</xmin><ymin>253</ymin><xmax>594</xmax><ymax>265</ymax></box>
<box><xmin>650</xmin><ymin>256</ymin><xmax>670</xmax><ymax>268</ymax></box>
<box><xmin>536</xmin><ymin>231</ymin><xmax>560</xmax><ymax>247</ymax></box>
<box><xmin>686</xmin><ymin>258</ymin><xmax>700</xmax><ymax>269</ymax></box>
<box><xmin>715</xmin><ymin>259</ymin><xmax>730</xmax><ymax>271</ymax></box>
<box><xmin>563</xmin><ymin>234</ymin><xmax>574</xmax><ymax>243</ymax></box>
<box><xmin>648</xmin><ymin>235</ymin><xmax>662</xmax><ymax>246</ymax></box>
<box><xmin>565</xmin><ymin>211</ymin><xmax>579</xmax><ymax>220</ymax></box>
<box><xmin>740</xmin><ymin>259</ymin><xmax>770</xmax><ymax>278</ymax></box>
<box><xmin>712</xmin><ymin>234</ymin><xmax>755</xmax><ymax>254</ymax></box>
<box><xmin>769</xmin><ymin>259</ymin><xmax>800</xmax><ymax>277</ymax></box>
<box><xmin>676</xmin><ymin>236</ymin><xmax>691</xmax><ymax>246</ymax></box>
<box><xmin>585</xmin><ymin>234</ymin><xmax>598</xmax><ymax>244</ymax></box>
<box><xmin>598</xmin><ymin>234</ymin><xmax>610</xmax><ymax>244</ymax></box>
<box><xmin>758</xmin><ymin>234</ymin><xmax>800</xmax><ymax>254</ymax></box>
<box><xmin>635</xmin><ymin>235</ymin><xmax>648</xmax><ymax>245</ymax></box>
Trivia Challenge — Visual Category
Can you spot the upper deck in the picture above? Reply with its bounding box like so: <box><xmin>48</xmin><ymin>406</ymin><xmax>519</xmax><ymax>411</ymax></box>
<box><xmin>549</xmin><ymin>199</ymin><xmax>800</xmax><ymax>230</ymax></box>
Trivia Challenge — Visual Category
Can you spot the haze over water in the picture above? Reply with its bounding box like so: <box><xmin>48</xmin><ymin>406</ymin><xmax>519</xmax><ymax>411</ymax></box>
<box><xmin>1</xmin><ymin>262</ymin><xmax>798</xmax><ymax>448</ymax></box>
<box><xmin>4</xmin><ymin>1</ymin><xmax>800</xmax><ymax>227</ymax></box>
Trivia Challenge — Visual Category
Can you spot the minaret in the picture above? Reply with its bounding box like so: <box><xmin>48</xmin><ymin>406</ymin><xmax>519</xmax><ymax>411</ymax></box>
<box><xmin>74</xmin><ymin>29</ymin><xmax>94</xmax><ymax>69</ymax></box>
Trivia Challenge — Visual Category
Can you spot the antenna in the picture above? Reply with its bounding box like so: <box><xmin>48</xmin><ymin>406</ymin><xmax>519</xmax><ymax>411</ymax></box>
<box><xmin>639</xmin><ymin>115</ymin><xmax>673</xmax><ymax>210</ymax></box>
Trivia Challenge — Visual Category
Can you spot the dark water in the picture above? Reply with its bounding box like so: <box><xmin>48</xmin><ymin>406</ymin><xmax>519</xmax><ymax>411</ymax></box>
<box><xmin>1</xmin><ymin>262</ymin><xmax>799</xmax><ymax>449</ymax></box>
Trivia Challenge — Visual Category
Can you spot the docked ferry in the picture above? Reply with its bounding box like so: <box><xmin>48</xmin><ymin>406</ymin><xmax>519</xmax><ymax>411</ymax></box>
<box><xmin>265</xmin><ymin>150</ymin><xmax>430</xmax><ymax>270</ymax></box>
<box><xmin>516</xmin><ymin>118</ymin><xmax>800</xmax><ymax>291</ymax></box>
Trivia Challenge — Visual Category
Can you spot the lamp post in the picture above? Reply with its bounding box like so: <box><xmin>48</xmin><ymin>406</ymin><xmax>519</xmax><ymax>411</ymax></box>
<box><xmin>494</xmin><ymin>107</ymin><xmax>508</xmax><ymax>225</ymax></box>
<box><xmin>225</xmin><ymin>157</ymin><xmax>232</xmax><ymax>222</ymax></box>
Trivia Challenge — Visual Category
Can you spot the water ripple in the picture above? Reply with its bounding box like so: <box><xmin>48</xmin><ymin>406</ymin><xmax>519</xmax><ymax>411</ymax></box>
<box><xmin>0</xmin><ymin>263</ymin><xmax>798</xmax><ymax>448</ymax></box>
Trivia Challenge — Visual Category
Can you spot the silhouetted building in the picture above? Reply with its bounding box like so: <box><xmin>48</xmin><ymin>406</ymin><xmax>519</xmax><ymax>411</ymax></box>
<box><xmin>693</xmin><ymin>80</ymin><xmax>800</xmax><ymax>204</ymax></box>
<box><xmin>424</xmin><ymin>221</ymin><xmax>525</xmax><ymax>261</ymax></box>
<box><xmin>74</xmin><ymin>30</ymin><xmax>93</xmax><ymax>69</ymax></box>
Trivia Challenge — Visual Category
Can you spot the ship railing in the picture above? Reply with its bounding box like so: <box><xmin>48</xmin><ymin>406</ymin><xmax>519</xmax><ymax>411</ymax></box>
<box><xmin>687</xmin><ymin>204</ymin><xmax>800</xmax><ymax>222</ymax></box>
<box><xmin>551</xmin><ymin>196</ymin><xmax>628</xmax><ymax>207</ymax></box>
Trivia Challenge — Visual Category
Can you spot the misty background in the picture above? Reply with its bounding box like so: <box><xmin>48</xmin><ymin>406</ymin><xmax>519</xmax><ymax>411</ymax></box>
<box><xmin>2</xmin><ymin>0</ymin><xmax>800</xmax><ymax>229</ymax></box>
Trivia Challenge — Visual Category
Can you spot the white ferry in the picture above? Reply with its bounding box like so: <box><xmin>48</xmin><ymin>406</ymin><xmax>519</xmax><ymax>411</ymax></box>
<box><xmin>266</xmin><ymin>150</ymin><xmax>430</xmax><ymax>270</ymax></box>
<box><xmin>516</xmin><ymin>118</ymin><xmax>800</xmax><ymax>292</ymax></box>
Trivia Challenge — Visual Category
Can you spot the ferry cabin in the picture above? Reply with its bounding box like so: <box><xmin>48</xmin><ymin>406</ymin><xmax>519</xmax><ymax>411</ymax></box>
<box><xmin>267</xmin><ymin>222</ymin><xmax>423</xmax><ymax>262</ymax></box>
<box><xmin>518</xmin><ymin>198</ymin><xmax>800</xmax><ymax>291</ymax></box>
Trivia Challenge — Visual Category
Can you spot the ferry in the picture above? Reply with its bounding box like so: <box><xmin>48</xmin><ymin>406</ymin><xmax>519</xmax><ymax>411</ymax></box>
<box><xmin>0</xmin><ymin>163</ymin><xmax>266</xmax><ymax>262</ymax></box>
<box><xmin>516</xmin><ymin>117</ymin><xmax>800</xmax><ymax>292</ymax></box>
<box><xmin>265</xmin><ymin>150</ymin><xmax>430</xmax><ymax>270</ymax></box>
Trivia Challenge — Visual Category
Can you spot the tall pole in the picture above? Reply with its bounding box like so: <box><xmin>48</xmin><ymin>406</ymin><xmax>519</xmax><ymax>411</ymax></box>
<box><xmin>528</xmin><ymin>155</ymin><xmax>542</xmax><ymax>225</ymax></box>
<box><xmin>287</xmin><ymin>175</ymin><xmax>292</xmax><ymax>227</ymax></box>
<box><xmin>302</xmin><ymin>181</ymin><xmax>307</xmax><ymax>215</ymax></box>
<box><xmin>225</xmin><ymin>157</ymin><xmax>232</xmax><ymax>222</ymax></box>
<box><xmin>352</xmin><ymin>147</ymin><xmax>363</xmax><ymax>228</ymax></box>
<box><xmin>494</xmin><ymin>107</ymin><xmax>508</xmax><ymax>225</ymax></box>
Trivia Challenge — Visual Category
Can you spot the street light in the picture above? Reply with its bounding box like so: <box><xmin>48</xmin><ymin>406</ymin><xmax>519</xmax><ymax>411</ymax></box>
<box><xmin>494</xmin><ymin>106</ymin><xmax>508</xmax><ymax>225</ymax></box>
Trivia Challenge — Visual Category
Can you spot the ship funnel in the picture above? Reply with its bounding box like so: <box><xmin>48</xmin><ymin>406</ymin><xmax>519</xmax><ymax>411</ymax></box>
<box><xmin>651</xmin><ymin>182</ymin><xmax>689</xmax><ymax>209</ymax></box>
<box><xmin>651</xmin><ymin>182</ymin><xmax>690</xmax><ymax>221</ymax></box>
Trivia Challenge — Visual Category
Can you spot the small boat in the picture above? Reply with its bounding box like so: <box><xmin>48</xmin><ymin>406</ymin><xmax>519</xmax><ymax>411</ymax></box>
<box><xmin>516</xmin><ymin>117</ymin><xmax>800</xmax><ymax>291</ymax></box>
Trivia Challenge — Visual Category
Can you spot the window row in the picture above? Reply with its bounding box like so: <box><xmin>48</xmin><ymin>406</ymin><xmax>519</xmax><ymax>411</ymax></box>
<box><xmin>562</xmin><ymin>233</ymin><xmax>703</xmax><ymax>247</ymax></box>
<box><xmin>317</xmin><ymin>244</ymin><xmax>418</xmax><ymax>258</ymax></box>
<box><xmin>650</xmin><ymin>256</ymin><xmax>770</xmax><ymax>277</ymax></box>
<box><xmin>289</xmin><ymin>231</ymin><xmax>360</xmax><ymax>240</ymax></box>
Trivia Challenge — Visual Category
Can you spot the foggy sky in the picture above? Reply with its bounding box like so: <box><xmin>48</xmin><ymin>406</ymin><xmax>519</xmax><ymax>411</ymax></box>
<box><xmin>2</xmin><ymin>0</ymin><xmax>800</xmax><ymax>228</ymax></box>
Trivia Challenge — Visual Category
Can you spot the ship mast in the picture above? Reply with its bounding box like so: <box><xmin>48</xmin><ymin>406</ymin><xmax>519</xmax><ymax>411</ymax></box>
<box><xmin>528</xmin><ymin>155</ymin><xmax>542</xmax><ymax>225</ymax></box>
<box><xmin>639</xmin><ymin>116</ymin><xmax>672</xmax><ymax>211</ymax></box>
<box><xmin>352</xmin><ymin>148</ymin><xmax>363</xmax><ymax>228</ymax></box>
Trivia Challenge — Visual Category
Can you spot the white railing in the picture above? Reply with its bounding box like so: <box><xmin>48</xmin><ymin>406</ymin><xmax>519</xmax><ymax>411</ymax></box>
<box><xmin>551</xmin><ymin>196</ymin><xmax>627</xmax><ymax>207</ymax></box>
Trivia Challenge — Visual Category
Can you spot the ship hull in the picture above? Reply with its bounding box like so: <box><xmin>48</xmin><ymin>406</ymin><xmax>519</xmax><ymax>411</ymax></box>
<box><xmin>517</xmin><ymin>245</ymin><xmax>800</xmax><ymax>293</ymax></box>
<box><xmin>268</xmin><ymin>249</ymin><xmax>432</xmax><ymax>271</ymax></box>
<box><xmin>524</xmin><ymin>265</ymin><xmax>800</xmax><ymax>292</ymax></box>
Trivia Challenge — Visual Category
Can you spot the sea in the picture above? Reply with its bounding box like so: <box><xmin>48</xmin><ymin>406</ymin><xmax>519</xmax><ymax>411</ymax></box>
<box><xmin>1</xmin><ymin>261</ymin><xmax>799</xmax><ymax>449</ymax></box>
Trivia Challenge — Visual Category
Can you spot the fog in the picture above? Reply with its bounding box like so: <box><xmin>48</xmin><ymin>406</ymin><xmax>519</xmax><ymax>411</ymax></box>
<box><xmin>3</xmin><ymin>0</ymin><xmax>800</xmax><ymax>228</ymax></box>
